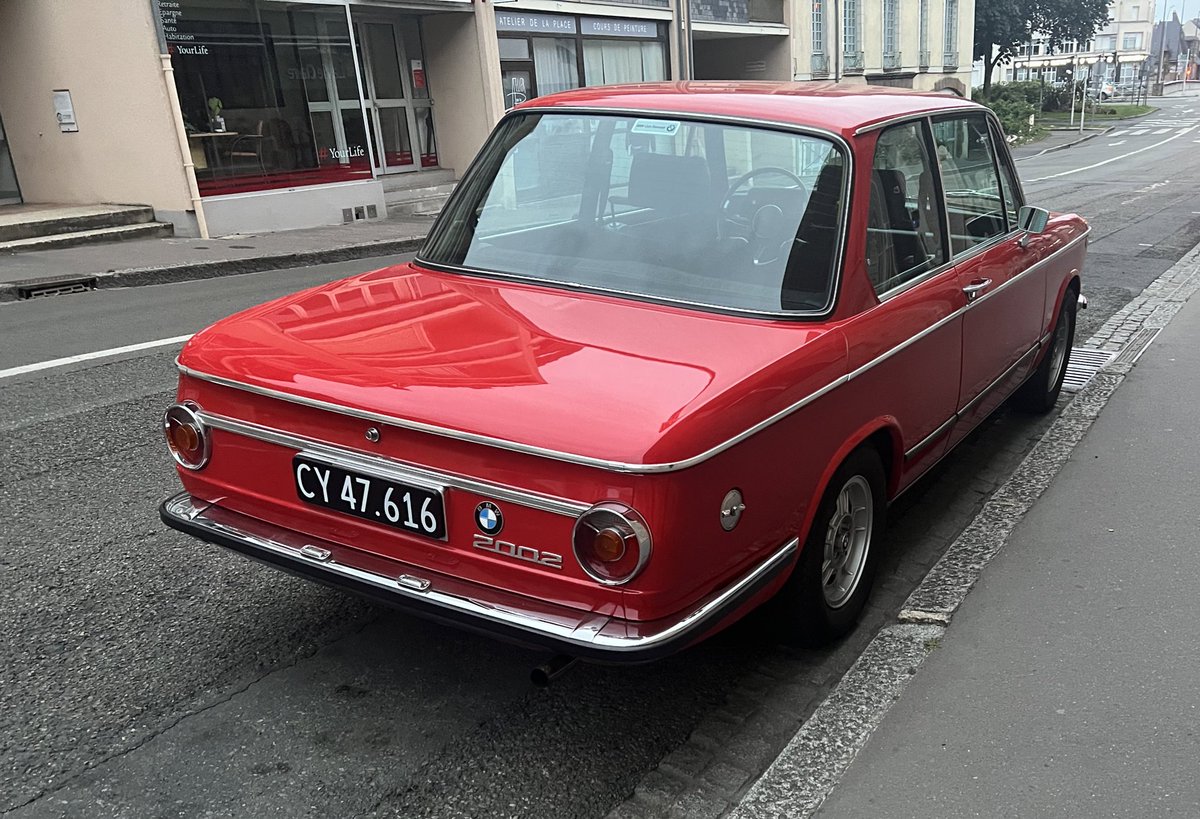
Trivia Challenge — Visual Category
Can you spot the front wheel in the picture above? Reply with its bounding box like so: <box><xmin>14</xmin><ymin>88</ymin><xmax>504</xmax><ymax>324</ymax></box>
<box><xmin>775</xmin><ymin>447</ymin><xmax>887</xmax><ymax>645</ymax></box>
<box><xmin>1015</xmin><ymin>289</ymin><xmax>1077</xmax><ymax>413</ymax></box>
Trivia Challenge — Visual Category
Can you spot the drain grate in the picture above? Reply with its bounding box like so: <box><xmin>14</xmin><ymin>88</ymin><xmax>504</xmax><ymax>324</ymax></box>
<box><xmin>17</xmin><ymin>277</ymin><xmax>98</xmax><ymax>300</ymax></box>
<box><xmin>1062</xmin><ymin>346</ymin><xmax>1117</xmax><ymax>392</ymax></box>
<box><xmin>1111</xmin><ymin>327</ymin><xmax>1162</xmax><ymax>366</ymax></box>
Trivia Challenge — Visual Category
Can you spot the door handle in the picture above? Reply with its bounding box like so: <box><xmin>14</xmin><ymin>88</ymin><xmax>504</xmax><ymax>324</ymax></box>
<box><xmin>962</xmin><ymin>278</ymin><xmax>992</xmax><ymax>302</ymax></box>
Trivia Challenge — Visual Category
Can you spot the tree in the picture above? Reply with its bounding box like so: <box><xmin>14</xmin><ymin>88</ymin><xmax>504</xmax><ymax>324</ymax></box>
<box><xmin>975</xmin><ymin>0</ymin><xmax>1112</xmax><ymax>96</ymax></box>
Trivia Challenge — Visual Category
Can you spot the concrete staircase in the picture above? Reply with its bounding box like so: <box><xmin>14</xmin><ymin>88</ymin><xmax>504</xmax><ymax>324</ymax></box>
<box><xmin>381</xmin><ymin>169</ymin><xmax>457</xmax><ymax>218</ymax></box>
<box><xmin>0</xmin><ymin>203</ymin><xmax>174</xmax><ymax>253</ymax></box>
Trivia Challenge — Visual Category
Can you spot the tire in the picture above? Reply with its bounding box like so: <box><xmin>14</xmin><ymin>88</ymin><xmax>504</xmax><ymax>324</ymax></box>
<box><xmin>1015</xmin><ymin>289</ymin><xmax>1077</xmax><ymax>413</ymax></box>
<box><xmin>775</xmin><ymin>447</ymin><xmax>887</xmax><ymax>646</ymax></box>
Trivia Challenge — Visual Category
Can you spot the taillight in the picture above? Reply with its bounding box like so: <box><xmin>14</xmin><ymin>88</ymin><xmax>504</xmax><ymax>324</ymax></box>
<box><xmin>163</xmin><ymin>402</ymin><xmax>210</xmax><ymax>471</ymax></box>
<box><xmin>572</xmin><ymin>502</ymin><xmax>651</xmax><ymax>585</ymax></box>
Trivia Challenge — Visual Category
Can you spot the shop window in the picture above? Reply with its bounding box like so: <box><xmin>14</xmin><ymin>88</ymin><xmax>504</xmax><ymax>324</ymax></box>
<box><xmin>532</xmin><ymin>38</ymin><xmax>580</xmax><ymax>96</ymax></box>
<box><xmin>169</xmin><ymin>1</ymin><xmax>373</xmax><ymax>196</ymax></box>
<box><xmin>582</xmin><ymin>40</ymin><xmax>666</xmax><ymax>85</ymax></box>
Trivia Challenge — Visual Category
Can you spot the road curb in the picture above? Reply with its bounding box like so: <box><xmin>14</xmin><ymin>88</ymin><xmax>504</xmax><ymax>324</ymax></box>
<box><xmin>727</xmin><ymin>239</ymin><xmax>1200</xmax><ymax>817</ymax></box>
<box><xmin>1014</xmin><ymin>126</ymin><xmax>1111</xmax><ymax>161</ymax></box>
<box><xmin>0</xmin><ymin>236</ymin><xmax>425</xmax><ymax>303</ymax></box>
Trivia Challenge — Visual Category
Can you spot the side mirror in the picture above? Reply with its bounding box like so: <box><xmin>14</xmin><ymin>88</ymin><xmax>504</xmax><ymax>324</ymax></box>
<box><xmin>1017</xmin><ymin>205</ymin><xmax>1050</xmax><ymax>235</ymax></box>
<box><xmin>1016</xmin><ymin>205</ymin><xmax>1049</xmax><ymax>248</ymax></box>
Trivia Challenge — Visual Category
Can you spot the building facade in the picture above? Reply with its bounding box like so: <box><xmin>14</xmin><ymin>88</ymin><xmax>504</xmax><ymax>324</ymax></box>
<box><xmin>791</xmin><ymin>0</ymin><xmax>975</xmax><ymax>93</ymax></box>
<box><xmin>1004</xmin><ymin>0</ymin><xmax>1155</xmax><ymax>90</ymax></box>
<box><xmin>0</xmin><ymin>0</ymin><xmax>973</xmax><ymax>237</ymax></box>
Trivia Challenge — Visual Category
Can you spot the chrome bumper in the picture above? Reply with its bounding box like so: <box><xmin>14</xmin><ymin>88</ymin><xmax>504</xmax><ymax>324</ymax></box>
<box><xmin>160</xmin><ymin>492</ymin><xmax>798</xmax><ymax>662</ymax></box>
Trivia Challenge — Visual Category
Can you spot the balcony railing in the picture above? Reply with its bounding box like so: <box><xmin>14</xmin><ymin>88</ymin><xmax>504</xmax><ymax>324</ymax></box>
<box><xmin>811</xmin><ymin>53</ymin><xmax>829</xmax><ymax>76</ymax></box>
<box><xmin>843</xmin><ymin>50</ymin><xmax>865</xmax><ymax>72</ymax></box>
<box><xmin>943</xmin><ymin>50</ymin><xmax>959</xmax><ymax>68</ymax></box>
<box><xmin>883</xmin><ymin>51</ymin><xmax>903</xmax><ymax>70</ymax></box>
<box><xmin>918</xmin><ymin>49</ymin><xmax>931</xmax><ymax>68</ymax></box>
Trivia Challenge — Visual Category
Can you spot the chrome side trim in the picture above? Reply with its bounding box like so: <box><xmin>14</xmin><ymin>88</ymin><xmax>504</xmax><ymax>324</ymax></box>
<box><xmin>905</xmin><ymin>340</ymin><xmax>1041</xmax><ymax>461</ymax></box>
<box><xmin>959</xmin><ymin>342</ymin><xmax>1040</xmax><ymax>417</ymax></box>
<box><xmin>903</xmin><ymin>414</ymin><xmax>957</xmax><ymax>461</ymax></box>
<box><xmin>179</xmin><ymin>230</ymin><xmax>1089</xmax><ymax>475</ymax></box>
<box><xmin>850</xmin><ymin>229</ymin><xmax>1089</xmax><ymax>381</ymax></box>
<box><xmin>161</xmin><ymin>491</ymin><xmax>798</xmax><ymax>658</ymax></box>
<box><xmin>198</xmin><ymin>410</ymin><xmax>589</xmax><ymax>517</ymax></box>
<box><xmin>181</xmin><ymin>365</ymin><xmax>850</xmax><ymax>474</ymax></box>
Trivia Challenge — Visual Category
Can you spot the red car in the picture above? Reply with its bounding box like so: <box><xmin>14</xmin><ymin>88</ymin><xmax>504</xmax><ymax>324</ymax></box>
<box><xmin>161</xmin><ymin>83</ymin><xmax>1088</xmax><ymax>663</ymax></box>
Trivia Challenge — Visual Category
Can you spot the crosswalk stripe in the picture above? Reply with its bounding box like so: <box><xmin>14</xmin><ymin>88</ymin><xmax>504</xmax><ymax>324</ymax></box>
<box><xmin>1152</xmin><ymin>128</ymin><xmax>1172</xmax><ymax>134</ymax></box>
<box><xmin>1109</xmin><ymin>129</ymin><xmax>1129</xmax><ymax>137</ymax></box>
<box><xmin>1128</xmin><ymin>128</ymin><xmax>1149</xmax><ymax>135</ymax></box>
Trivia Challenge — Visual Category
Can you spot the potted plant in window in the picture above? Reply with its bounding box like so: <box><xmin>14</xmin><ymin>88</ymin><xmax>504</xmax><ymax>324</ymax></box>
<box><xmin>207</xmin><ymin>97</ymin><xmax>225</xmax><ymax>133</ymax></box>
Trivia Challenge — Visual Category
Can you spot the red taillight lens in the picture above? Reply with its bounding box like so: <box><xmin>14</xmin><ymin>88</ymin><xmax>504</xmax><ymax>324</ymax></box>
<box><xmin>163</xmin><ymin>402</ymin><xmax>210</xmax><ymax>470</ymax></box>
<box><xmin>573</xmin><ymin>502</ymin><xmax>651</xmax><ymax>585</ymax></box>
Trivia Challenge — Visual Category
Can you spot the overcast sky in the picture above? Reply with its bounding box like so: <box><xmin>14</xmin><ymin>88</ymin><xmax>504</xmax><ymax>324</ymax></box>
<box><xmin>1158</xmin><ymin>0</ymin><xmax>1200</xmax><ymax>22</ymax></box>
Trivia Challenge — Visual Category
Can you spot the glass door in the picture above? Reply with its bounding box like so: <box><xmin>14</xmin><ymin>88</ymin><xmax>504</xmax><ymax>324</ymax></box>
<box><xmin>0</xmin><ymin>110</ymin><xmax>21</xmax><ymax>205</ymax></box>
<box><xmin>356</xmin><ymin>20</ymin><xmax>431</xmax><ymax>174</ymax></box>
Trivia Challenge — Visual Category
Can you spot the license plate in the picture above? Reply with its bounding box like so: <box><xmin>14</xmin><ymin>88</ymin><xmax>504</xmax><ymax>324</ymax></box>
<box><xmin>293</xmin><ymin>455</ymin><xmax>447</xmax><ymax>541</ymax></box>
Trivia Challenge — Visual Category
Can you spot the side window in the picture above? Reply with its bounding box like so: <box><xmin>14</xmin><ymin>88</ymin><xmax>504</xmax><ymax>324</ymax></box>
<box><xmin>932</xmin><ymin>114</ymin><xmax>1006</xmax><ymax>256</ymax></box>
<box><xmin>990</xmin><ymin>120</ymin><xmax>1024</xmax><ymax>227</ymax></box>
<box><xmin>866</xmin><ymin>121</ymin><xmax>947</xmax><ymax>296</ymax></box>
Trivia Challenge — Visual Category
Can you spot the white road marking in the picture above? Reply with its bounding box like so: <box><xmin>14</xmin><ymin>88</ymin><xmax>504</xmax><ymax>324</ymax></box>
<box><xmin>0</xmin><ymin>334</ymin><xmax>192</xmax><ymax>379</ymax></box>
<box><xmin>1109</xmin><ymin>129</ymin><xmax>1129</xmax><ymax>137</ymax></box>
<box><xmin>1153</xmin><ymin>127</ymin><xmax>1172</xmax><ymax>134</ymax></box>
<box><xmin>1128</xmin><ymin>128</ymin><xmax>1149</xmax><ymax>135</ymax></box>
<box><xmin>1108</xmin><ymin>140</ymin><xmax>1127</xmax><ymax>146</ymax></box>
<box><xmin>1138</xmin><ymin>242</ymin><xmax>1155</xmax><ymax>246</ymax></box>
<box><xmin>1028</xmin><ymin>125</ymin><xmax>1199</xmax><ymax>182</ymax></box>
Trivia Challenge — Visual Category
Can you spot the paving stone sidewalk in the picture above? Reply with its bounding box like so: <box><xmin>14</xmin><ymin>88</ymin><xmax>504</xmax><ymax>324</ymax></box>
<box><xmin>0</xmin><ymin>215</ymin><xmax>432</xmax><ymax>302</ymax></box>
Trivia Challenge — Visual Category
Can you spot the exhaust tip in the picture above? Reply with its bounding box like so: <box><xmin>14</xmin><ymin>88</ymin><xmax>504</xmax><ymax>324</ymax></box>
<box><xmin>531</xmin><ymin>654</ymin><xmax>577</xmax><ymax>687</ymax></box>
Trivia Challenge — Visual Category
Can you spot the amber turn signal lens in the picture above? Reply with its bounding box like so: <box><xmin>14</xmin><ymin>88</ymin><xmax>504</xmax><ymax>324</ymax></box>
<box><xmin>593</xmin><ymin>528</ymin><xmax>628</xmax><ymax>563</ymax></box>
<box><xmin>572</xmin><ymin>502</ymin><xmax>652</xmax><ymax>585</ymax></box>
<box><xmin>163</xmin><ymin>402</ymin><xmax>211</xmax><ymax>471</ymax></box>
<box><xmin>167</xmin><ymin>418</ymin><xmax>200</xmax><ymax>453</ymax></box>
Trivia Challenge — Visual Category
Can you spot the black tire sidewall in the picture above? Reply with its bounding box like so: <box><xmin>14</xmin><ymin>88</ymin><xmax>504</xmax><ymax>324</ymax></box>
<box><xmin>1017</xmin><ymin>289</ymin><xmax>1077</xmax><ymax>412</ymax></box>
<box><xmin>788</xmin><ymin>447</ymin><xmax>887</xmax><ymax>643</ymax></box>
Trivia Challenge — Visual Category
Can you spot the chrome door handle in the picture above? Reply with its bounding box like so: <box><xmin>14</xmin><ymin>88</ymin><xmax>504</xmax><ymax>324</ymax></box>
<box><xmin>962</xmin><ymin>278</ymin><xmax>992</xmax><ymax>302</ymax></box>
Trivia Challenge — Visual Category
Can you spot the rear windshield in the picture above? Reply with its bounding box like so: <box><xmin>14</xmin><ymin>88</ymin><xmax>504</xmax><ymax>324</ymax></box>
<box><xmin>421</xmin><ymin>113</ymin><xmax>847</xmax><ymax>315</ymax></box>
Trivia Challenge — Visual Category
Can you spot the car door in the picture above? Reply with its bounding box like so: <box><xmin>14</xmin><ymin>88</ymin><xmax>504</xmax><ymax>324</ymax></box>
<box><xmin>934</xmin><ymin>113</ymin><xmax>1043</xmax><ymax>446</ymax></box>
<box><xmin>842</xmin><ymin>119</ymin><xmax>961</xmax><ymax>489</ymax></box>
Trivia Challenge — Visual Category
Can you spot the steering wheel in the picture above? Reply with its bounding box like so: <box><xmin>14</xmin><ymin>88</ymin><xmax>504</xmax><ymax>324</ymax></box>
<box><xmin>720</xmin><ymin>167</ymin><xmax>806</xmax><ymax>265</ymax></box>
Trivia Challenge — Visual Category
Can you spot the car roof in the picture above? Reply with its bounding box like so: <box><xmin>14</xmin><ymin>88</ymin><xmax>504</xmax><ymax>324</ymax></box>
<box><xmin>516</xmin><ymin>81</ymin><xmax>983</xmax><ymax>138</ymax></box>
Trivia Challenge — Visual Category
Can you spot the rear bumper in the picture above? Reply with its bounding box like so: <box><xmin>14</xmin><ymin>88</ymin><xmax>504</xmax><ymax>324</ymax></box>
<box><xmin>160</xmin><ymin>492</ymin><xmax>797</xmax><ymax>663</ymax></box>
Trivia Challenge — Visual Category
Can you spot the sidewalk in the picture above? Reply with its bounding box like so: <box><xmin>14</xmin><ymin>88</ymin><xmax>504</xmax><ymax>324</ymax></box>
<box><xmin>0</xmin><ymin>213</ymin><xmax>433</xmax><ymax>302</ymax></box>
<box><xmin>735</xmin><ymin>242</ymin><xmax>1200</xmax><ymax>817</ymax></box>
<box><xmin>1011</xmin><ymin>126</ymin><xmax>1110</xmax><ymax>161</ymax></box>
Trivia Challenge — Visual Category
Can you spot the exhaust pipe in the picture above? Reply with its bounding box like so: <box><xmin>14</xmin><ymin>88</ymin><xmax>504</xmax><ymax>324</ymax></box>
<box><xmin>531</xmin><ymin>654</ymin><xmax>577</xmax><ymax>687</ymax></box>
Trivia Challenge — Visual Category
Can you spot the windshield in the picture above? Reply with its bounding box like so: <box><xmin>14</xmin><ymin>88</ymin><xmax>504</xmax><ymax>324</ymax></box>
<box><xmin>421</xmin><ymin>113</ymin><xmax>847</xmax><ymax>315</ymax></box>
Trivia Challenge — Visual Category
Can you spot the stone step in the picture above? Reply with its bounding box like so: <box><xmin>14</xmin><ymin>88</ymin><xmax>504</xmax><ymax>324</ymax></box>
<box><xmin>0</xmin><ymin>204</ymin><xmax>157</xmax><ymax>243</ymax></box>
<box><xmin>379</xmin><ymin>169</ymin><xmax>456</xmax><ymax>193</ymax></box>
<box><xmin>0</xmin><ymin>221</ymin><xmax>175</xmax><ymax>253</ymax></box>
<box><xmin>384</xmin><ymin>182</ymin><xmax>457</xmax><ymax>205</ymax></box>
<box><xmin>386</xmin><ymin>195</ymin><xmax>448</xmax><ymax>218</ymax></box>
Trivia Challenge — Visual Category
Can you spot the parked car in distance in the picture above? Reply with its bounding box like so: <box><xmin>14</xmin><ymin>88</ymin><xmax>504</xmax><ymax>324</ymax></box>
<box><xmin>161</xmin><ymin>83</ymin><xmax>1089</xmax><ymax>665</ymax></box>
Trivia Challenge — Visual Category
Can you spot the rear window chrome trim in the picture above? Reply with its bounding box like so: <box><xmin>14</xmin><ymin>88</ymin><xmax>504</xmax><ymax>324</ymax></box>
<box><xmin>416</xmin><ymin>105</ymin><xmax>855</xmax><ymax>322</ymax></box>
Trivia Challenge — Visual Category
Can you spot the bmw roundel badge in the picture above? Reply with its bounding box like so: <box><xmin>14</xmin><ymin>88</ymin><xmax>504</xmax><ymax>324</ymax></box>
<box><xmin>475</xmin><ymin>501</ymin><xmax>504</xmax><ymax>535</ymax></box>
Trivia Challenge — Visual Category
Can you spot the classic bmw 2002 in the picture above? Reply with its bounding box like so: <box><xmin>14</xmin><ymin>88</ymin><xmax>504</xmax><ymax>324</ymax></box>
<box><xmin>161</xmin><ymin>83</ymin><xmax>1088</xmax><ymax>662</ymax></box>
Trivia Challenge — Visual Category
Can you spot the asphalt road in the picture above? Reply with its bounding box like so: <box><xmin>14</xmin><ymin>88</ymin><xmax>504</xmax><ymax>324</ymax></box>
<box><xmin>1</xmin><ymin>94</ymin><xmax>1197</xmax><ymax>819</ymax></box>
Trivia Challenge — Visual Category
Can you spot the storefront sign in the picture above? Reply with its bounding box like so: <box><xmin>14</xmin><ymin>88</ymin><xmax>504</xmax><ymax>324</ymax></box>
<box><xmin>580</xmin><ymin>17</ymin><xmax>659</xmax><ymax>38</ymax></box>
<box><xmin>52</xmin><ymin>90</ymin><xmax>78</xmax><ymax>133</ymax></box>
<box><xmin>157</xmin><ymin>0</ymin><xmax>195</xmax><ymax>43</ymax></box>
<box><xmin>495</xmin><ymin>12</ymin><xmax>577</xmax><ymax>34</ymax></box>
